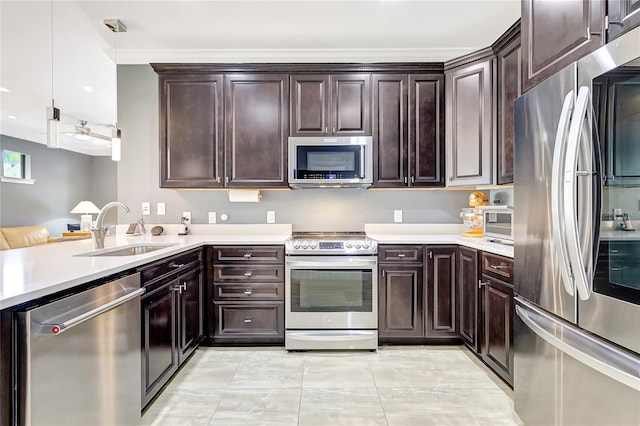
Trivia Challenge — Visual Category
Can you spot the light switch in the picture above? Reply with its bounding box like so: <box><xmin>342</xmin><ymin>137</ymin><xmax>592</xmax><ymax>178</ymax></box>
<box><xmin>157</xmin><ymin>203</ymin><xmax>166</xmax><ymax>216</ymax></box>
<box><xmin>394</xmin><ymin>210</ymin><xmax>403</xmax><ymax>223</ymax></box>
<box><xmin>208</xmin><ymin>212</ymin><xmax>216</xmax><ymax>224</ymax></box>
<box><xmin>267</xmin><ymin>211</ymin><xmax>276</xmax><ymax>224</ymax></box>
<box><xmin>142</xmin><ymin>202</ymin><xmax>150</xmax><ymax>215</ymax></box>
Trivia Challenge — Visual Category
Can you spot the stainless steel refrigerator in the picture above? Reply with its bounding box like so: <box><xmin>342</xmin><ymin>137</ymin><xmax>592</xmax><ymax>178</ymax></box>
<box><xmin>514</xmin><ymin>26</ymin><xmax>640</xmax><ymax>426</ymax></box>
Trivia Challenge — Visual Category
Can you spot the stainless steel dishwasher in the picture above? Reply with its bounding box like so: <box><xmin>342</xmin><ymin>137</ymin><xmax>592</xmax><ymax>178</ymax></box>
<box><xmin>15</xmin><ymin>272</ymin><xmax>144</xmax><ymax>425</ymax></box>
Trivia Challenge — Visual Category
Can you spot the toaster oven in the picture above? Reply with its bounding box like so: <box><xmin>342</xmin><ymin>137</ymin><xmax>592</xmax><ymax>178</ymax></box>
<box><xmin>483</xmin><ymin>207</ymin><xmax>513</xmax><ymax>244</ymax></box>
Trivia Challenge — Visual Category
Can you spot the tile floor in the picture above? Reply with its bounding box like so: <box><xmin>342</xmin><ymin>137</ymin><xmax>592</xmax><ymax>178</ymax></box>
<box><xmin>139</xmin><ymin>345</ymin><xmax>523</xmax><ymax>426</ymax></box>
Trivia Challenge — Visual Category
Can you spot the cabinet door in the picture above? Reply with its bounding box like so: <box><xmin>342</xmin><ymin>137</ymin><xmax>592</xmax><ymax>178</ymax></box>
<box><xmin>142</xmin><ymin>282</ymin><xmax>178</xmax><ymax>407</ymax></box>
<box><xmin>331</xmin><ymin>74</ymin><xmax>371</xmax><ymax>136</ymax></box>
<box><xmin>497</xmin><ymin>37</ymin><xmax>521</xmax><ymax>185</ymax></box>
<box><xmin>425</xmin><ymin>246</ymin><xmax>458</xmax><ymax>338</ymax></box>
<box><xmin>224</xmin><ymin>74</ymin><xmax>289</xmax><ymax>187</ymax></box>
<box><xmin>409</xmin><ymin>74</ymin><xmax>445</xmax><ymax>187</ymax></box>
<box><xmin>608</xmin><ymin>0</ymin><xmax>640</xmax><ymax>41</ymax></box>
<box><xmin>290</xmin><ymin>74</ymin><xmax>330</xmax><ymax>136</ymax></box>
<box><xmin>372</xmin><ymin>74</ymin><xmax>408</xmax><ymax>187</ymax></box>
<box><xmin>445</xmin><ymin>59</ymin><xmax>494</xmax><ymax>186</ymax></box>
<box><xmin>178</xmin><ymin>267</ymin><xmax>203</xmax><ymax>364</ymax></box>
<box><xmin>480</xmin><ymin>274</ymin><xmax>514</xmax><ymax>385</ymax></box>
<box><xmin>159</xmin><ymin>74</ymin><xmax>224</xmax><ymax>188</ymax></box>
<box><xmin>458</xmin><ymin>247</ymin><xmax>480</xmax><ymax>352</ymax></box>
<box><xmin>522</xmin><ymin>0</ymin><xmax>605</xmax><ymax>91</ymax></box>
<box><xmin>378</xmin><ymin>264</ymin><xmax>424</xmax><ymax>340</ymax></box>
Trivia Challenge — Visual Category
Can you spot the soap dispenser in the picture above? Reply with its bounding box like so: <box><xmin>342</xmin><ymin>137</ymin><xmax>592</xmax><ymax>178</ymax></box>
<box><xmin>178</xmin><ymin>216</ymin><xmax>189</xmax><ymax>235</ymax></box>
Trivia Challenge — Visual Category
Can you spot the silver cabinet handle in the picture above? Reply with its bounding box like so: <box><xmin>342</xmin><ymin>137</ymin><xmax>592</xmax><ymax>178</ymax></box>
<box><xmin>411</xmin><ymin>176</ymin><xmax>415</xmax><ymax>184</ymax></box>
<box><xmin>489</xmin><ymin>264</ymin><xmax>508</xmax><ymax>269</ymax></box>
<box><xmin>244</xmin><ymin>318</ymin><xmax>253</xmax><ymax>323</ymax></box>
<box><xmin>428</xmin><ymin>251</ymin><xmax>433</xmax><ymax>259</ymax></box>
<box><xmin>243</xmin><ymin>253</ymin><xmax>252</xmax><ymax>259</ymax></box>
<box><xmin>360</xmin><ymin>146</ymin><xmax>365</xmax><ymax>179</ymax></box>
<box><xmin>397</xmin><ymin>253</ymin><xmax>406</xmax><ymax>258</ymax></box>
<box><xmin>39</xmin><ymin>287</ymin><xmax>145</xmax><ymax>335</ymax></box>
<box><xmin>550</xmin><ymin>90</ymin><xmax>576</xmax><ymax>298</ymax></box>
<box><xmin>216</xmin><ymin>176</ymin><xmax>221</xmax><ymax>183</ymax></box>
<box><xmin>404</xmin><ymin>177</ymin><xmax>408</xmax><ymax>184</ymax></box>
<box><xmin>169</xmin><ymin>262</ymin><xmax>184</xmax><ymax>268</ymax></box>
<box><xmin>244</xmin><ymin>271</ymin><xmax>253</xmax><ymax>277</ymax></box>
<box><xmin>478</xmin><ymin>280</ymin><xmax>488</xmax><ymax>289</ymax></box>
<box><xmin>244</xmin><ymin>289</ymin><xmax>253</xmax><ymax>295</ymax></box>
<box><xmin>449</xmin><ymin>176</ymin><xmax>453</xmax><ymax>182</ymax></box>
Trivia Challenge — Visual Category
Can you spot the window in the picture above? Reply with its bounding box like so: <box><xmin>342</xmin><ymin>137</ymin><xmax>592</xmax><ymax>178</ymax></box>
<box><xmin>1</xmin><ymin>149</ymin><xmax>34</xmax><ymax>184</ymax></box>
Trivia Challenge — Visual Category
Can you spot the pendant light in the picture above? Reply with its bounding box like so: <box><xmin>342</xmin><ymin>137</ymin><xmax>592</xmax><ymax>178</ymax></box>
<box><xmin>46</xmin><ymin>0</ymin><xmax>60</xmax><ymax>149</ymax></box>
<box><xmin>104</xmin><ymin>19</ymin><xmax>126</xmax><ymax>161</ymax></box>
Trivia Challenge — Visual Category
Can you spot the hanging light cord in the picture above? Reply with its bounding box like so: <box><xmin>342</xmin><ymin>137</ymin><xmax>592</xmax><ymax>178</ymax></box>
<box><xmin>50</xmin><ymin>0</ymin><xmax>54</xmax><ymax>107</ymax></box>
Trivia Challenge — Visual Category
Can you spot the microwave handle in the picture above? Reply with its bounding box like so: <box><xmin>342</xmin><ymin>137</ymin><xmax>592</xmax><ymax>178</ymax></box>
<box><xmin>360</xmin><ymin>146</ymin><xmax>365</xmax><ymax>179</ymax></box>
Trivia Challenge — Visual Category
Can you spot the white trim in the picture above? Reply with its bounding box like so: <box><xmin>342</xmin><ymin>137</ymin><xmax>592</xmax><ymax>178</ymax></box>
<box><xmin>1</xmin><ymin>176</ymin><xmax>35</xmax><ymax>185</ymax></box>
<box><xmin>108</xmin><ymin>47</ymin><xmax>479</xmax><ymax>64</ymax></box>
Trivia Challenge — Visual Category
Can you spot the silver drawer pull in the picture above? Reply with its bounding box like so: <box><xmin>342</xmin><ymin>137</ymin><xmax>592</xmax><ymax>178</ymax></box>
<box><xmin>244</xmin><ymin>318</ymin><xmax>253</xmax><ymax>323</ymax></box>
<box><xmin>478</xmin><ymin>280</ymin><xmax>489</xmax><ymax>289</ymax></box>
<box><xmin>243</xmin><ymin>253</ymin><xmax>252</xmax><ymax>258</ymax></box>
<box><xmin>244</xmin><ymin>289</ymin><xmax>253</xmax><ymax>295</ymax></box>
<box><xmin>397</xmin><ymin>253</ymin><xmax>406</xmax><ymax>258</ymax></box>
<box><xmin>244</xmin><ymin>271</ymin><xmax>253</xmax><ymax>277</ymax></box>
<box><xmin>169</xmin><ymin>262</ymin><xmax>184</xmax><ymax>268</ymax></box>
<box><xmin>489</xmin><ymin>264</ymin><xmax>509</xmax><ymax>270</ymax></box>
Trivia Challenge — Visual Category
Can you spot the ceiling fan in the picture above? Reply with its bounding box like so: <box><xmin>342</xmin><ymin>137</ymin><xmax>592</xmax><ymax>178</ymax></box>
<box><xmin>62</xmin><ymin>119</ymin><xmax>112</xmax><ymax>142</ymax></box>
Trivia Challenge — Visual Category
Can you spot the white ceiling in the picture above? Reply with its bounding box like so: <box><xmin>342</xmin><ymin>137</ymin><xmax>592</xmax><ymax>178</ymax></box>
<box><xmin>0</xmin><ymin>0</ymin><xmax>520</xmax><ymax>156</ymax></box>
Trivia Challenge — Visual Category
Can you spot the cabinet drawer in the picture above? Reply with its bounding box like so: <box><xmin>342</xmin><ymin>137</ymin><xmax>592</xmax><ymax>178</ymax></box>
<box><xmin>213</xmin><ymin>265</ymin><xmax>284</xmax><ymax>283</ymax></box>
<box><xmin>213</xmin><ymin>283</ymin><xmax>284</xmax><ymax>301</ymax></box>
<box><xmin>379</xmin><ymin>245</ymin><xmax>423</xmax><ymax>262</ymax></box>
<box><xmin>213</xmin><ymin>246</ymin><xmax>284</xmax><ymax>263</ymax></box>
<box><xmin>213</xmin><ymin>302</ymin><xmax>284</xmax><ymax>338</ymax></box>
<box><xmin>139</xmin><ymin>249</ymin><xmax>201</xmax><ymax>285</ymax></box>
<box><xmin>481</xmin><ymin>252</ymin><xmax>514</xmax><ymax>283</ymax></box>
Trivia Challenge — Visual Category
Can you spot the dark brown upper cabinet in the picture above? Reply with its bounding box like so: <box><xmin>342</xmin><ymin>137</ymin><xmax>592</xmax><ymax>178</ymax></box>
<box><xmin>495</xmin><ymin>23</ymin><xmax>522</xmax><ymax>185</ymax></box>
<box><xmin>445</xmin><ymin>54</ymin><xmax>495</xmax><ymax>187</ymax></box>
<box><xmin>608</xmin><ymin>0</ymin><xmax>640</xmax><ymax>41</ymax></box>
<box><xmin>522</xmin><ymin>0</ymin><xmax>605</xmax><ymax>92</ymax></box>
<box><xmin>224</xmin><ymin>74</ymin><xmax>289</xmax><ymax>188</ymax></box>
<box><xmin>290</xmin><ymin>74</ymin><xmax>371</xmax><ymax>136</ymax></box>
<box><xmin>159</xmin><ymin>74</ymin><xmax>224</xmax><ymax>188</ymax></box>
<box><xmin>372</xmin><ymin>74</ymin><xmax>444</xmax><ymax>188</ymax></box>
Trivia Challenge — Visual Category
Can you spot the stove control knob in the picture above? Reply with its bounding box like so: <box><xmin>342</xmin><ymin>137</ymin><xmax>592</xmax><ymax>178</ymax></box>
<box><xmin>346</xmin><ymin>242</ymin><xmax>353</xmax><ymax>248</ymax></box>
<box><xmin>363</xmin><ymin>241</ymin><xmax>370</xmax><ymax>249</ymax></box>
<box><xmin>310</xmin><ymin>241</ymin><xmax>318</xmax><ymax>249</ymax></box>
<box><xmin>354</xmin><ymin>241</ymin><xmax>362</xmax><ymax>248</ymax></box>
<box><xmin>302</xmin><ymin>240</ymin><xmax>309</xmax><ymax>249</ymax></box>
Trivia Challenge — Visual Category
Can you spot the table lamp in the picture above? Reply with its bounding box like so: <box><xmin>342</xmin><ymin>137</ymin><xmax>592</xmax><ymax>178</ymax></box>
<box><xmin>70</xmin><ymin>201</ymin><xmax>101</xmax><ymax>232</ymax></box>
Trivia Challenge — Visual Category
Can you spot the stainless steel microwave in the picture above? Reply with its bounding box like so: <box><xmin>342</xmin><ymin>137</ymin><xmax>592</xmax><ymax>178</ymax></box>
<box><xmin>288</xmin><ymin>136</ymin><xmax>373</xmax><ymax>188</ymax></box>
<box><xmin>483</xmin><ymin>207</ymin><xmax>513</xmax><ymax>244</ymax></box>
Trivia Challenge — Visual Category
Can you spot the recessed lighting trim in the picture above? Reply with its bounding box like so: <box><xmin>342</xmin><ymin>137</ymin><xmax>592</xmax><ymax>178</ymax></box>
<box><xmin>8</xmin><ymin>115</ymin><xmax>16</xmax><ymax>120</ymax></box>
<box><xmin>0</xmin><ymin>87</ymin><xmax>9</xmax><ymax>93</ymax></box>
<box><xmin>83</xmin><ymin>85</ymin><xmax>93</xmax><ymax>93</ymax></box>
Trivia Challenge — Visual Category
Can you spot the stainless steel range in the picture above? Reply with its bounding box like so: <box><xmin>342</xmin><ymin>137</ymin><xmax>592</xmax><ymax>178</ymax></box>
<box><xmin>284</xmin><ymin>232</ymin><xmax>378</xmax><ymax>350</ymax></box>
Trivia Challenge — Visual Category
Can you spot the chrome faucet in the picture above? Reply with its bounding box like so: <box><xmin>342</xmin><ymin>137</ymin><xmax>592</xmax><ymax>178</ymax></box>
<box><xmin>91</xmin><ymin>201</ymin><xmax>131</xmax><ymax>248</ymax></box>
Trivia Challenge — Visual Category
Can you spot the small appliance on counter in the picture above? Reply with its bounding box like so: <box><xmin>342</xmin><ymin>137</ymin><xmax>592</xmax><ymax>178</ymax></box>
<box><xmin>460</xmin><ymin>191</ymin><xmax>488</xmax><ymax>237</ymax></box>
<box><xmin>482</xmin><ymin>206</ymin><xmax>514</xmax><ymax>244</ymax></box>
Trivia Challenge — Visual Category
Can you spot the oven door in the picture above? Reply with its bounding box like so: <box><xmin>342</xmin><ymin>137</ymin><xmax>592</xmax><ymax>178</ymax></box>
<box><xmin>285</xmin><ymin>256</ymin><xmax>377</xmax><ymax>329</ymax></box>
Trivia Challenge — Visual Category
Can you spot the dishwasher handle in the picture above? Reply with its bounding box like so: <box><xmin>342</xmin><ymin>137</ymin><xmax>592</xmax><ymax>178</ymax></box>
<box><xmin>38</xmin><ymin>287</ymin><xmax>145</xmax><ymax>335</ymax></box>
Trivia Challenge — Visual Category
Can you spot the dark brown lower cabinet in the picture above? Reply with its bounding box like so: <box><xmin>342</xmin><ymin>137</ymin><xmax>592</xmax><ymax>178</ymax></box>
<box><xmin>480</xmin><ymin>274</ymin><xmax>514</xmax><ymax>386</ymax></box>
<box><xmin>458</xmin><ymin>247</ymin><xmax>480</xmax><ymax>351</ymax></box>
<box><xmin>213</xmin><ymin>302</ymin><xmax>284</xmax><ymax>344</ymax></box>
<box><xmin>425</xmin><ymin>246</ymin><xmax>458</xmax><ymax>338</ymax></box>
<box><xmin>179</xmin><ymin>267</ymin><xmax>204</xmax><ymax>362</ymax></box>
<box><xmin>378</xmin><ymin>264</ymin><xmax>424</xmax><ymax>341</ymax></box>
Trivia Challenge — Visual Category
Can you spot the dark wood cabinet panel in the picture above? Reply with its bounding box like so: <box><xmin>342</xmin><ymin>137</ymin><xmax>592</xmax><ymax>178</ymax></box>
<box><xmin>213</xmin><ymin>302</ymin><xmax>284</xmax><ymax>343</ymax></box>
<box><xmin>480</xmin><ymin>274</ymin><xmax>514</xmax><ymax>385</ymax></box>
<box><xmin>214</xmin><ymin>283</ymin><xmax>284</xmax><ymax>301</ymax></box>
<box><xmin>142</xmin><ymin>282</ymin><xmax>178</xmax><ymax>407</ymax></box>
<box><xmin>378</xmin><ymin>264</ymin><xmax>424</xmax><ymax>340</ymax></box>
<box><xmin>159</xmin><ymin>74</ymin><xmax>224</xmax><ymax>188</ymax></box>
<box><xmin>608</xmin><ymin>0</ymin><xmax>640</xmax><ymax>41</ymax></box>
<box><xmin>178</xmin><ymin>267</ymin><xmax>203</xmax><ymax>363</ymax></box>
<box><xmin>496</xmin><ymin>36</ymin><xmax>521</xmax><ymax>185</ymax></box>
<box><xmin>425</xmin><ymin>246</ymin><xmax>458</xmax><ymax>338</ymax></box>
<box><xmin>224</xmin><ymin>74</ymin><xmax>289</xmax><ymax>187</ymax></box>
<box><xmin>372</xmin><ymin>74</ymin><xmax>408</xmax><ymax>186</ymax></box>
<box><xmin>522</xmin><ymin>0</ymin><xmax>605</xmax><ymax>91</ymax></box>
<box><xmin>212</xmin><ymin>245</ymin><xmax>284</xmax><ymax>263</ymax></box>
<box><xmin>409</xmin><ymin>74</ymin><xmax>445</xmax><ymax>187</ymax></box>
<box><xmin>481</xmin><ymin>252</ymin><xmax>515</xmax><ymax>282</ymax></box>
<box><xmin>213</xmin><ymin>265</ymin><xmax>284</xmax><ymax>283</ymax></box>
<box><xmin>458</xmin><ymin>247</ymin><xmax>480</xmax><ymax>352</ymax></box>
<box><xmin>290</xmin><ymin>74</ymin><xmax>370</xmax><ymax>136</ymax></box>
<box><xmin>445</xmin><ymin>59</ymin><xmax>494</xmax><ymax>186</ymax></box>
<box><xmin>378</xmin><ymin>245</ymin><xmax>423</xmax><ymax>263</ymax></box>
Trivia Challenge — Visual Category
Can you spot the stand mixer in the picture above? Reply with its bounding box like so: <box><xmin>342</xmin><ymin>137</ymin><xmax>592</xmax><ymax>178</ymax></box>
<box><xmin>460</xmin><ymin>191</ymin><xmax>489</xmax><ymax>237</ymax></box>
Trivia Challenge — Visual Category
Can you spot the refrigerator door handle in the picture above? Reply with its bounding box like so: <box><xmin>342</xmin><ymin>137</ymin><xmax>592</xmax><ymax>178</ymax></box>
<box><xmin>515</xmin><ymin>297</ymin><xmax>640</xmax><ymax>392</ymax></box>
<box><xmin>563</xmin><ymin>86</ymin><xmax>592</xmax><ymax>300</ymax></box>
<box><xmin>551</xmin><ymin>90</ymin><xmax>576</xmax><ymax>296</ymax></box>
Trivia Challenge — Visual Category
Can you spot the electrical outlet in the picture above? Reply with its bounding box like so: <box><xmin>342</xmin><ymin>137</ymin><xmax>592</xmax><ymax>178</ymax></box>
<box><xmin>208</xmin><ymin>212</ymin><xmax>216</xmax><ymax>224</ymax></box>
<box><xmin>267</xmin><ymin>211</ymin><xmax>276</xmax><ymax>224</ymax></box>
<box><xmin>393</xmin><ymin>210</ymin><xmax>403</xmax><ymax>223</ymax></box>
<box><xmin>142</xmin><ymin>202</ymin><xmax>151</xmax><ymax>215</ymax></box>
<box><xmin>157</xmin><ymin>202</ymin><xmax>166</xmax><ymax>216</ymax></box>
<box><xmin>182</xmin><ymin>211</ymin><xmax>191</xmax><ymax>224</ymax></box>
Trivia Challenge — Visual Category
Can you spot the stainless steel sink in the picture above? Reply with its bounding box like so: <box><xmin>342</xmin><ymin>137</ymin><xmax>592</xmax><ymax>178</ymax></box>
<box><xmin>75</xmin><ymin>243</ymin><xmax>176</xmax><ymax>257</ymax></box>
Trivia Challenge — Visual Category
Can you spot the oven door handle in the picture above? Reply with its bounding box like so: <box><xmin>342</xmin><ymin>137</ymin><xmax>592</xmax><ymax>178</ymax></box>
<box><xmin>285</xmin><ymin>258</ymin><xmax>378</xmax><ymax>268</ymax></box>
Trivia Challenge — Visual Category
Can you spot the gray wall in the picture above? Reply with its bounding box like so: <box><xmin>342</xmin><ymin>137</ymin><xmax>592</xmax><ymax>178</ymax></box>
<box><xmin>117</xmin><ymin>65</ymin><xmax>472</xmax><ymax>231</ymax></box>
<box><xmin>0</xmin><ymin>135</ymin><xmax>117</xmax><ymax>236</ymax></box>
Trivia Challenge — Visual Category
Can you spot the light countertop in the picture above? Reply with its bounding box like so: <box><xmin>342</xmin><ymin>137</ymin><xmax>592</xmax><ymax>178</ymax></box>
<box><xmin>0</xmin><ymin>223</ymin><xmax>513</xmax><ymax>310</ymax></box>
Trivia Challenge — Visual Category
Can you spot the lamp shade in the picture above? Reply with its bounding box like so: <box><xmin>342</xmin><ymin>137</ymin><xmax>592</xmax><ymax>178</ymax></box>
<box><xmin>70</xmin><ymin>201</ymin><xmax>101</xmax><ymax>214</ymax></box>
